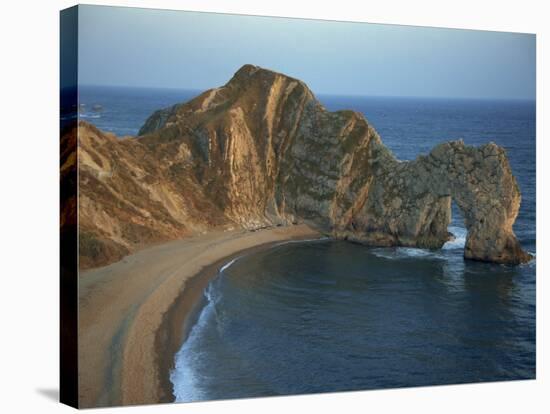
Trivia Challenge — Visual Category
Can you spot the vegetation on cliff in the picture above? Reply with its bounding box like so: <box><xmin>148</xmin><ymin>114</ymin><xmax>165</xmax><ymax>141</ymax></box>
<box><xmin>67</xmin><ymin>64</ymin><xmax>530</xmax><ymax>268</ymax></box>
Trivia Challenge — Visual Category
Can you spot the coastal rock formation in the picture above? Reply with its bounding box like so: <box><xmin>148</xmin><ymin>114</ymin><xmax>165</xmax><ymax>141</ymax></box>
<box><xmin>70</xmin><ymin>64</ymin><xmax>530</xmax><ymax>268</ymax></box>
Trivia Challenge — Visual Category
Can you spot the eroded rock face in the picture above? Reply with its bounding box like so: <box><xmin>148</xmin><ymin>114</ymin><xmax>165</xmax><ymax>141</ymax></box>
<box><xmin>71</xmin><ymin>64</ymin><xmax>530</xmax><ymax>267</ymax></box>
<box><xmin>334</xmin><ymin>140</ymin><xmax>531</xmax><ymax>264</ymax></box>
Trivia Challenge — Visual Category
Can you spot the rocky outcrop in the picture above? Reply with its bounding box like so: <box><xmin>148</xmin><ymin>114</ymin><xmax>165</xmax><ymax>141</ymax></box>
<box><xmin>71</xmin><ymin>64</ymin><xmax>530</xmax><ymax>268</ymax></box>
<box><xmin>138</xmin><ymin>103</ymin><xmax>182</xmax><ymax>136</ymax></box>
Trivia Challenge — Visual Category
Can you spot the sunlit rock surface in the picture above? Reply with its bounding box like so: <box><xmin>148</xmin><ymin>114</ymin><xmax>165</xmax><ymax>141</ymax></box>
<box><xmin>66</xmin><ymin>64</ymin><xmax>530</xmax><ymax>268</ymax></box>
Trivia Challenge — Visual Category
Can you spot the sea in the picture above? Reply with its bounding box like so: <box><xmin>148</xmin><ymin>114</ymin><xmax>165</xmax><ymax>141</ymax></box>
<box><xmin>78</xmin><ymin>85</ymin><xmax>536</xmax><ymax>402</ymax></box>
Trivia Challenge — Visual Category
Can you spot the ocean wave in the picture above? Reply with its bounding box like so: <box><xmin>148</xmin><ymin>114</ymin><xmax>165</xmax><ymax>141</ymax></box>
<box><xmin>218</xmin><ymin>238</ymin><xmax>330</xmax><ymax>274</ymax></box>
<box><xmin>442</xmin><ymin>226</ymin><xmax>467</xmax><ymax>250</ymax></box>
<box><xmin>371</xmin><ymin>247</ymin><xmax>444</xmax><ymax>260</ymax></box>
<box><xmin>203</xmin><ymin>281</ymin><xmax>215</xmax><ymax>303</ymax></box>
<box><xmin>171</xmin><ymin>303</ymin><xmax>214</xmax><ymax>401</ymax></box>
<box><xmin>522</xmin><ymin>252</ymin><xmax>536</xmax><ymax>269</ymax></box>
<box><xmin>171</xmin><ymin>279</ymin><xmax>219</xmax><ymax>402</ymax></box>
<box><xmin>79</xmin><ymin>113</ymin><xmax>102</xmax><ymax>119</ymax></box>
<box><xmin>274</xmin><ymin>236</ymin><xmax>331</xmax><ymax>247</ymax></box>
<box><xmin>220</xmin><ymin>257</ymin><xmax>240</xmax><ymax>273</ymax></box>
<box><xmin>371</xmin><ymin>226</ymin><xmax>467</xmax><ymax>260</ymax></box>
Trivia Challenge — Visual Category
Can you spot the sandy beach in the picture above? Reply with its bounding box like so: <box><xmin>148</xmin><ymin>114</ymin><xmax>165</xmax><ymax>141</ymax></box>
<box><xmin>78</xmin><ymin>224</ymin><xmax>321</xmax><ymax>408</ymax></box>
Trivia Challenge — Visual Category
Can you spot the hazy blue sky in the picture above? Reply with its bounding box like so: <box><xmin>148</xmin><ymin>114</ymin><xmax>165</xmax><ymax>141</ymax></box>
<box><xmin>77</xmin><ymin>5</ymin><xmax>535</xmax><ymax>100</ymax></box>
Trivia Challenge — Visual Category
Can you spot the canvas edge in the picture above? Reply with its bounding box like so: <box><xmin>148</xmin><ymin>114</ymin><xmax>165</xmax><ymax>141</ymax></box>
<box><xmin>60</xmin><ymin>4</ymin><xmax>79</xmax><ymax>409</ymax></box>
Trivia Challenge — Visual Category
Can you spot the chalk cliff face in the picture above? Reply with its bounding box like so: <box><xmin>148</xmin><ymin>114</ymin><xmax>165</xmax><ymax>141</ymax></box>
<box><xmin>70</xmin><ymin>64</ymin><xmax>530</xmax><ymax>268</ymax></box>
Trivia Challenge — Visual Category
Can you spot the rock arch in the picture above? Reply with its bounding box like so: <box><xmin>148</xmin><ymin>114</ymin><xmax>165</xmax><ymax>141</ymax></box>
<box><xmin>330</xmin><ymin>140</ymin><xmax>531</xmax><ymax>264</ymax></box>
<box><xmin>422</xmin><ymin>140</ymin><xmax>530</xmax><ymax>264</ymax></box>
<box><xmin>75</xmin><ymin>64</ymin><xmax>531</xmax><ymax>267</ymax></box>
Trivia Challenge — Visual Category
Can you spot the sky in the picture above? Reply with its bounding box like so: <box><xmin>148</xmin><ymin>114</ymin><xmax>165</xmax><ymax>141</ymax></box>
<box><xmin>76</xmin><ymin>5</ymin><xmax>536</xmax><ymax>100</ymax></box>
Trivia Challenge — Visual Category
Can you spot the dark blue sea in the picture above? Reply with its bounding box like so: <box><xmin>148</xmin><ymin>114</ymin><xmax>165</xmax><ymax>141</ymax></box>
<box><xmin>78</xmin><ymin>86</ymin><xmax>536</xmax><ymax>402</ymax></box>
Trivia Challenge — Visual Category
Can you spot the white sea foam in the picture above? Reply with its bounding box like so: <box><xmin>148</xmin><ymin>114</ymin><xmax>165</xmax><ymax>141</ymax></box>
<box><xmin>171</xmin><ymin>237</ymin><xmax>332</xmax><ymax>401</ymax></box>
<box><xmin>371</xmin><ymin>247</ymin><xmax>442</xmax><ymax>260</ymax></box>
<box><xmin>442</xmin><ymin>226</ymin><xmax>467</xmax><ymax>250</ymax></box>
<box><xmin>172</xmin><ymin>255</ymin><xmax>240</xmax><ymax>402</ymax></box>
<box><xmin>170</xmin><ymin>301</ymin><xmax>215</xmax><ymax>402</ymax></box>
<box><xmin>372</xmin><ymin>226</ymin><xmax>468</xmax><ymax>260</ymax></box>
<box><xmin>218</xmin><ymin>238</ymin><xmax>330</xmax><ymax>274</ymax></box>
<box><xmin>523</xmin><ymin>252</ymin><xmax>536</xmax><ymax>268</ymax></box>
<box><xmin>170</xmin><ymin>279</ymin><xmax>220</xmax><ymax>402</ymax></box>
<box><xmin>220</xmin><ymin>257</ymin><xmax>240</xmax><ymax>273</ymax></box>
<box><xmin>274</xmin><ymin>236</ymin><xmax>330</xmax><ymax>247</ymax></box>
<box><xmin>79</xmin><ymin>113</ymin><xmax>102</xmax><ymax>119</ymax></box>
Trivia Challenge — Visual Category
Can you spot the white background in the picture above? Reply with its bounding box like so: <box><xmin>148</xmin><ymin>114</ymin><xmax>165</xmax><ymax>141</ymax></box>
<box><xmin>0</xmin><ymin>0</ymin><xmax>547</xmax><ymax>412</ymax></box>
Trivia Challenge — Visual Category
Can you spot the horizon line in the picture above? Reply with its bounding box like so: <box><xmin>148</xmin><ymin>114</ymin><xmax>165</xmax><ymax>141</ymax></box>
<box><xmin>75</xmin><ymin>83</ymin><xmax>536</xmax><ymax>103</ymax></box>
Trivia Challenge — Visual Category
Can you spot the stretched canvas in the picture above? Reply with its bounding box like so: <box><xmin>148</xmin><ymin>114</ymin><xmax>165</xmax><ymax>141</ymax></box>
<box><xmin>60</xmin><ymin>5</ymin><xmax>536</xmax><ymax>408</ymax></box>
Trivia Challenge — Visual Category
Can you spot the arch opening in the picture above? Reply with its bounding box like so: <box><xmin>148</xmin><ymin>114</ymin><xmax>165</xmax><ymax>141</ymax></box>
<box><xmin>443</xmin><ymin>199</ymin><xmax>467</xmax><ymax>251</ymax></box>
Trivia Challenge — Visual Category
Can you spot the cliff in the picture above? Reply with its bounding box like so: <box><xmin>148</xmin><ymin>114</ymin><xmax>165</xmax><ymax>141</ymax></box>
<box><xmin>71</xmin><ymin>64</ymin><xmax>530</xmax><ymax>268</ymax></box>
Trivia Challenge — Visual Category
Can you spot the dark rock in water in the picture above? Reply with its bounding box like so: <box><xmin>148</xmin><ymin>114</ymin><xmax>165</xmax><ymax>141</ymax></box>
<box><xmin>67</xmin><ymin>64</ymin><xmax>530</xmax><ymax>268</ymax></box>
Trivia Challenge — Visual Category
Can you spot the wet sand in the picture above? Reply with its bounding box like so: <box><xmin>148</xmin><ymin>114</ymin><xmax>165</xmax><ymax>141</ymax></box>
<box><xmin>78</xmin><ymin>224</ymin><xmax>321</xmax><ymax>407</ymax></box>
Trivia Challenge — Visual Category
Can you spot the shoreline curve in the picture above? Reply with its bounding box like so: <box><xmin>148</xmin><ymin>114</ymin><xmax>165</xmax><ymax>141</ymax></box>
<box><xmin>78</xmin><ymin>224</ymin><xmax>321</xmax><ymax>408</ymax></box>
<box><xmin>157</xmin><ymin>234</ymin><xmax>331</xmax><ymax>404</ymax></box>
